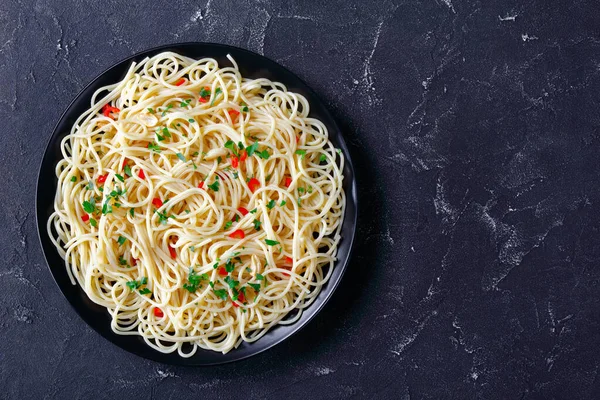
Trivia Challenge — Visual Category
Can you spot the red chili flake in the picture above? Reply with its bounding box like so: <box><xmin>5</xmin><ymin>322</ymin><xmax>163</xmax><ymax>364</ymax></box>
<box><xmin>284</xmin><ymin>176</ymin><xmax>292</xmax><ymax>188</ymax></box>
<box><xmin>285</xmin><ymin>256</ymin><xmax>293</xmax><ymax>265</ymax></box>
<box><xmin>228</xmin><ymin>109</ymin><xmax>240</xmax><ymax>120</ymax></box>
<box><xmin>154</xmin><ymin>308</ymin><xmax>164</xmax><ymax>318</ymax></box>
<box><xmin>229</xmin><ymin>229</ymin><xmax>245</xmax><ymax>239</ymax></box>
<box><xmin>198</xmin><ymin>181</ymin><xmax>205</xmax><ymax>189</ymax></box>
<box><xmin>138</xmin><ymin>169</ymin><xmax>145</xmax><ymax>179</ymax></box>
<box><xmin>248</xmin><ymin>178</ymin><xmax>260</xmax><ymax>193</ymax></box>
<box><xmin>102</xmin><ymin>104</ymin><xmax>120</xmax><ymax>118</ymax></box>
<box><xmin>131</xmin><ymin>257</ymin><xmax>138</xmax><ymax>266</ymax></box>
<box><xmin>296</xmin><ymin>136</ymin><xmax>300</xmax><ymax>144</ymax></box>
<box><xmin>81</xmin><ymin>214</ymin><xmax>90</xmax><ymax>223</ymax></box>
<box><xmin>122</xmin><ymin>158</ymin><xmax>128</xmax><ymax>168</ymax></box>
<box><xmin>175</xmin><ymin>78</ymin><xmax>186</xmax><ymax>86</ymax></box>
<box><xmin>152</xmin><ymin>198</ymin><xmax>163</xmax><ymax>208</ymax></box>
<box><xmin>169</xmin><ymin>245</ymin><xmax>176</xmax><ymax>259</ymax></box>
<box><xmin>218</xmin><ymin>266</ymin><xmax>228</xmax><ymax>276</ymax></box>
<box><xmin>237</xmin><ymin>207</ymin><xmax>249</xmax><ymax>216</ymax></box>
<box><xmin>239</xmin><ymin>150</ymin><xmax>248</xmax><ymax>162</ymax></box>
<box><xmin>97</xmin><ymin>174</ymin><xmax>108</xmax><ymax>184</ymax></box>
<box><xmin>231</xmin><ymin>156</ymin><xmax>239</xmax><ymax>168</ymax></box>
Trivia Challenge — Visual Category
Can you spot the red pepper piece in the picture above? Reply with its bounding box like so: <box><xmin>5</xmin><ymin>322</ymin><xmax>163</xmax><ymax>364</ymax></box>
<box><xmin>154</xmin><ymin>308</ymin><xmax>164</xmax><ymax>317</ymax></box>
<box><xmin>231</xmin><ymin>156</ymin><xmax>239</xmax><ymax>168</ymax></box>
<box><xmin>248</xmin><ymin>178</ymin><xmax>260</xmax><ymax>193</ymax></box>
<box><xmin>138</xmin><ymin>169</ymin><xmax>145</xmax><ymax>179</ymax></box>
<box><xmin>152</xmin><ymin>198</ymin><xmax>163</xmax><ymax>208</ymax></box>
<box><xmin>175</xmin><ymin>78</ymin><xmax>186</xmax><ymax>86</ymax></box>
<box><xmin>228</xmin><ymin>109</ymin><xmax>240</xmax><ymax>120</ymax></box>
<box><xmin>169</xmin><ymin>245</ymin><xmax>176</xmax><ymax>259</ymax></box>
<box><xmin>198</xmin><ymin>181</ymin><xmax>204</xmax><ymax>189</ymax></box>
<box><xmin>218</xmin><ymin>266</ymin><xmax>228</xmax><ymax>276</ymax></box>
<box><xmin>102</xmin><ymin>104</ymin><xmax>120</xmax><ymax>118</ymax></box>
<box><xmin>284</xmin><ymin>176</ymin><xmax>292</xmax><ymax>188</ymax></box>
<box><xmin>237</xmin><ymin>207</ymin><xmax>248</xmax><ymax>216</ymax></box>
<box><xmin>97</xmin><ymin>174</ymin><xmax>108</xmax><ymax>184</ymax></box>
<box><xmin>239</xmin><ymin>150</ymin><xmax>247</xmax><ymax>162</ymax></box>
<box><xmin>81</xmin><ymin>214</ymin><xmax>90</xmax><ymax>223</ymax></box>
<box><xmin>229</xmin><ymin>229</ymin><xmax>245</xmax><ymax>239</ymax></box>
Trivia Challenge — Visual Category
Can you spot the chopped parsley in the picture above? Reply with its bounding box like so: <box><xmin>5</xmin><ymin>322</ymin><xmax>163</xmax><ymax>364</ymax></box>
<box><xmin>267</xmin><ymin>200</ymin><xmax>275</xmax><ymax>209</ymax></box>
<box><xmin>224</xmin><ymin>276</ymin><xmax>239</xmax><ymax>289</ymax></box>
<box><xmin>82</xmin><ymin>200</ymin><xmax>95</xmax><ymax>214</ymax></box>
<box><xmin>210</xmin><ymin>88</ymin><xmax>222</xmax><ymax>106</ymax></box>
<box><xmin>155</xmin><ymin>210</ymin><xmax>171</xmax><ymax>225</ymax></box>
<box><xmin>280</xmin><ymin>200</ymin><xmax>287</xmax><ymax>207</ymax></box>
<box><xmin>224</xmin><ymin>140</ymin><xmax>239</xmax><ymax>156</ymax></box>
<box><xmin>213</xmin><ymin>288</ymin><xmax>228</xmax><ymax>300</ymax></box>
<box><xmin>161</xmin><ymin>104</ymin><xmax>173</xmax><ymax>116</ymax></box>
<box><xmin>148</xmin><ymin>142</ymin><xmax>161</xmax><ymax>153</ymax></box>
<box><xmin>115</xmin><ymin>174</ymin><xmax>125</xmax><ymax>183</ymax></box>
<box><xmin>249</xmin><ymin>208</ymin><xmax>257</xmax><ymax>214</ymax></box>
<box><xmin>208</xmin><ymin>181</ymin><xmax>220</xmax><ymax>191</ymax></box>
<box><xmin>147</xmin><ymin>108</ymin><xmax>155</xmax><ymax>114</ymax></box>
<box><xmin>183</xmin><ymin>267</ymin><xmax>208</xmax><ymax>293</ymax></box>
<box><xmin>256</xmin><ymin>274</ymin><xmax>264</xmax><ymax>280</ymax></box>
<box><xmin>246</xmin><ymin>142</ymin><xmax>259</xmax><ymax>157</ymax></box>
<box><xmin>188</xmin><ymin>118</ymin><xmax>195</xmax><ymax>123</ymax></box>
<box><xmin>265</xmin><ymin>239</ymin><xmax>279</xmax><ymax>246</ymax></box>
<box><xmin>176</xmin><ymin>152</ymin><xmax>186</xmax><ymax>162</ymax></box>
<box><xmin>90</xmin><ymin>218</ymin><xmax>97</xmax><ymax>227</ymax></box>
<box><xmin>129</xmin><ymin>208</ymin><xmax>135</xmax><ymax>217</ymax></box>
<box><xmin>162</xmin><ymin>127</ymin><xmax>171</xmax><ymax>138</ymax></box>
<box><xmin>180</xmin><ymin>99</ymin><xmax>192</xmax><ymax>107</ymax></box>
<box><xmin>199</xmin><ymin>87</ymin><xmax>210</xmax><ymax>99</ymax></box>
<box><xmin>248</xmin><ymin>282</ymin><xmax>261</xmax><ymax>292</ymax></box>
<box><xmin>70</xmin><ymin>176</ymin><xmax>77</xmax><ymax>182</ymax></box>
<box><xmin>124</xmin><ymin>165</ymin><xmax>132</xmax><ymax>177</ymax></box>
<box><xmin>295</xmin><ymin>149</ymin><xmax>307</xmax><ymax>158</ymax></box>
<box><xmin>117</xmin><ymin>236</ymin><xmax>127</xmax><ymax>246</ymax></box>
<box><xmin>241</xmin><ymin>103</ymin><xmax>249</xmax><ymax>112</ymax></box>
<box><xmin>320</xmin><ymin>154</ymin><xmax>327</xmax><ymax>163</ymax></box>
<box><xmin>139</xmin><ymin>288</ymin><xmax>152</xmax><ymax>295</ymax></box>
<box><xmin>189</xmin><ymin>245</ymin><xmax>196</xmax><ymax>252</ymax></box>
<box><xmin>256</xmin><ymin>149</ymin><xmax>270</xmax><ymax>160</ymax></box>
<box><xmin>225</xmin><ymin>221</ymin><xmax>233</xmax><ymax>229</ymax></box>
<box><xmin>253</xmin><ymin>219</ymin><xmax>262</xmax><ymax>230</ymax></box>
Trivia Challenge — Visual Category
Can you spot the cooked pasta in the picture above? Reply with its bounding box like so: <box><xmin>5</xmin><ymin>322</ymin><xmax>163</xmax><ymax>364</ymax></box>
<box><xmin>47</xmin><ymin>52</ymin><xmax>345</xmax><ymax>355</ymax></box>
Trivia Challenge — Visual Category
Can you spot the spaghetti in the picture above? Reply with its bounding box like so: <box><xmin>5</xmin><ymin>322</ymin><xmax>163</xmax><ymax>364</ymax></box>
<box><xmin>48</xmin><ymin>52</ymin><xmax>345</xmax><ymax>355</ymax></box>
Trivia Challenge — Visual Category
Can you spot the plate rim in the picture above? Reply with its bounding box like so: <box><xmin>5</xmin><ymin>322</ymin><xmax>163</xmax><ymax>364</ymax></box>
<box><xmin>35</xmin><ymin>42</ymin><xmax>358</xmax><ymax>366</ymax></box>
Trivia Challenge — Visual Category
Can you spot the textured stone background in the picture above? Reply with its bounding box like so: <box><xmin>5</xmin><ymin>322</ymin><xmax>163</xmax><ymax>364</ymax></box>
<box><xmin>2</xmin><ymin>0</ymin><xmax>600</xmax><ymax>398</ymax></box>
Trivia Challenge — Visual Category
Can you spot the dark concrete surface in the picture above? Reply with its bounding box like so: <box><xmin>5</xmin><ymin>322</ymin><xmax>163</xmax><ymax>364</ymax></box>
<box><xmin>2</xmin><ymin>0</ymin><xmax>600</xmax><ymax>398</ymax></box>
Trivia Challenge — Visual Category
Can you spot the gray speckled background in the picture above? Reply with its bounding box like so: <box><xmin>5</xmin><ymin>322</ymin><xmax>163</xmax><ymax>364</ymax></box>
<box><xmin>2</xmin><ymin>0</ymin><xmax>600</xmax><ymax>398</ymax></box>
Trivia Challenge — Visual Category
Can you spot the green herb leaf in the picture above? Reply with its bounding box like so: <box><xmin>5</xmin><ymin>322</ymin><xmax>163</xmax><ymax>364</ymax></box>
<box><xmin>70</xmin><ymin>176</ymin><xmax>77</xmax><ymax>182</ymax></box>
<box><xmin>280</xmin><ymin>200</ymin><xmax>287</xmax><ymax>207</ymax></box>
<box><xmin>139</xmin><ymin>288</ymin><xmax>151</xmax><ymax>295</ymax></box>
<box><xmin>246</xmin><ymin>142</ymin><xmax>259</xmax><ymax>157</ymax></box>
<box><xmin>82</xmin><ymin>200</ymin><xmax>95</xmax><ymax>213</ymax></box>
<box><xmin>188</xmin><ymin>118</ymin><xmax>195</xmax><ymax>123</ymax></box>
<box><xmin>224</xmin><ymin>276</ymin><xmax>239</xmax><ymax>289</ymax></box>
<box><xmin>265</xmin><ymin>239</ymin><xmax>279</xmax><ymax>246</ymax></box>
<box><xmin>124</xmin><ymin>165</ymin><xmax>132</xmax><ymax>177</ymax></box>
<box><xmin>295</xmin><ymin>149</ymin><xmax>306</xmax><ymax>158</ymax></box>
<box><xmin>148</xmin><ymin>142</ymin><xmax>161</xmax><ymax>153</ymax></box>
<box><xmin>241</xmin><ymin>103</ymin><xmax>249</xmax><ymax>112</ymax></box>
<box><xmin>140</xmin><ymin>277</ymin><xmax>148</xmax><ymax>285</ymax></box>
<box><xmin>233</xmin><ymin>172</ymin><xmax>239</xmax><ymax>179</ymax></box>
<box><xmin>176</xmin><ymin>152</ymin><xmax>186</xmax><ymax>162</ymax></box>
<box><xmin>225</xmin><ymin>221</ymin><xmax>233</xmax><ymax>229</ymax></box>
<box><xmin>298</xmin><ymin>187</ymin><xmax>305</xmax><ymax>194</ymax></box>
<box><xmin>90</xmin><ymin>218</ymin><xmax>97</xmax><ymax>227</ymax></box>
<box><xmin>267</xmin><ymin>200</ymin><xmax>275</xmax><ymax>209</ymax></box>
<box><xmin>249</xmin><ymin>208</ymin><xmax>257</xmax><ymax>214</ymax></box>
<box><xmin>199</xmin><ymin>87</ymin><xmax>210</xmax><ymax>98</ymax></box>
<box><xmin>115</xmin><ymin>174</ymin><xmax>125</xmax><ymax>182</ymax></box>
<box><xmin>256</xmin><ymin>274</ymin><xmax>264</xmax><ymax>280</ymax></box>
<box><xmin>213</xmin><ymin>289</ymin><xmax>228</xmax><ymax>300</ymax></box>
<box><xmin>162</xmin><ymin>127</ymin><xmax>171</xmax><ymax>138</ymax></box>
<box><xmin>256</xmin><ymin>149</ymin><xmax>270</xmax><ymax>160</ymax></box>
<box><xmin>224</xmin><ymin>140</ymin><xmax>238</xmax><ymax>156</ymax></box>
<box><xmin>225</xmin><ymin>259</ymin><xmax>235</xmax><ymax>273</ymax></box>
<box><xmin>208</xmin><ymin>181</ymin><xmax>220</xmax><ymax>191</ymax></box>
<box><xmin>210</xmin><ymin>88</ymin><xmax>222</xmax><ymax>106</ymax></box>
<box><xmin>129</xmin><ymin>208</ymin><xmax>135</xmax><ymax>217</ymax></box>
<box><xmin>117</xmin><ymin>236</ymin><xmax>127</xmax><ymax>246</ymax></box>
<box><xmin>180</xmin><ymin>99</ymin><xmax>192</xmax><ymax>107</ymax></box>
<box><xmin>161</xmin><ymin>104</ymin><xmax>173</xmax><ymax>116</ymax></box>
<box><xmin>319</xmin><ymin>154</ymin><xmax>327</xmax><ymax>163</ymax></box>
<box><xmin>156</xmin><ymin>132</ymin><xmax>165</xmax><ymax>141</ymax></box>
<box><xmin>297</xmin><ymin>197</ymin><xmax>302</xmax><ymax>206</ymax></box>
<box><xmin>119</xmin><ymin>257</ymin><xmax>127</xmax><ymax>265</ymax></box>
<box><xmin>126</xmin><ymin>280</ymin><xmax>140</xmax><ymax>290</ymax></box>
<box><xmin>148</xmin><ymin>108</ymin><xmax>155</xmax><ymax>114</ymax></box>
<box><xmin>248</xmin><ymin>282</ymin><xmax>261</xmax><ymax>292</ymax></box>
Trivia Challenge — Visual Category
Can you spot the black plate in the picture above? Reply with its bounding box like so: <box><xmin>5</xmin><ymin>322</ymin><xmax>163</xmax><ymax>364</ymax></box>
<box><xmin>36</xmin><ymin>42</ymin><xmax>358</xmax><ymax>365</ymax></box>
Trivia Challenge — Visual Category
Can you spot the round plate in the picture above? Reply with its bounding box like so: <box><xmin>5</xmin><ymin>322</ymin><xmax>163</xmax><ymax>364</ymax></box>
<box><xmin>36</xmin><ymin>42</ymin><xmax>358</xmax><ymax>365</ymax></box>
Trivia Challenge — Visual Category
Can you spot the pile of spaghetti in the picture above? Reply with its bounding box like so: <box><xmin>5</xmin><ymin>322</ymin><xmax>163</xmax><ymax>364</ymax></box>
<box><xmin>48</xmin><ymin>52</ymin><xmax>345</xmax><ymax>355</ymax></box>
